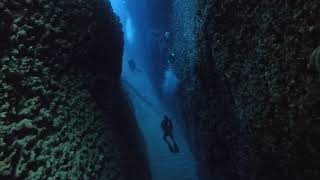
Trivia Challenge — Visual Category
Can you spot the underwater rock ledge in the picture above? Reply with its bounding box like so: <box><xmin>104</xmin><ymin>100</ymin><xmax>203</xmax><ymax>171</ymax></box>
<box><xmin>0</xmin><ymin>0</ymin><xmax>139</xmax><ymax>179</ymax></box>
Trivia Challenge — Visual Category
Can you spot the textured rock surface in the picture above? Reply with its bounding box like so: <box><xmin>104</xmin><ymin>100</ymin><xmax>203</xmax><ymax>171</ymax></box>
<box><xmin>171</xmin><ymin>0</ymin><xmax>320</xmax><ymax>179</ymax></box>
<box><xmin>0</xmin><ymin>0</ymin><xmax>125</xmax><ymax>179</ymax></box>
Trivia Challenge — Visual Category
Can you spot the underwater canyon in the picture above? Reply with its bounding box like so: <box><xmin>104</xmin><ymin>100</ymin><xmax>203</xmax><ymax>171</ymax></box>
<box><xmin>1</xmin><ymin>0</ymin><xmax>320</xmax><ymax>180</ymax></box>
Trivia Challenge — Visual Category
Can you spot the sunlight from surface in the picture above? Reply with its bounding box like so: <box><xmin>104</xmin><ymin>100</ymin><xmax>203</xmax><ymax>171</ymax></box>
<box><xmin>162</xmin><ymin>67</ymin><xmax>179</xmax><ymax>95</ymax></box>
<box><xmin>109</xmin><ymin>0</ymin><xmax>135</xmax><ymax>44</ymax></box>
<box><xmin>109</xmin><ymin>1</ymin><xmax>199</xmax><ymax>179</ymax></box>
<box><xmin>109</xmin><ymin>0</ymin><xmax>126</xmax><ymax>19</ymax></box>
<box><xmin>125</xmin><ymin>17</ymin><xmax>135</xmax><ymax>44</ymax></box>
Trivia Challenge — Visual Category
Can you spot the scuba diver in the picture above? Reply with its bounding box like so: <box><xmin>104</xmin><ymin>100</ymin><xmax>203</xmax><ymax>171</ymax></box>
<box><xmin>161</xmin><ymin>115</ymin><xmax>179</xmax><ymax>153</ymax></box>
<box><xmin>128</xmin><ymin>59</ymin><xmax>142</xmax><ymax>73</ymax></box>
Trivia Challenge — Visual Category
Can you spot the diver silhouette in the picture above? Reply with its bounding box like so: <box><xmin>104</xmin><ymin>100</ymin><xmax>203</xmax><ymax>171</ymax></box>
<box><xmin>128</xmin><ymin>59</ymin><xmax>142</xmax><ymax>72</ymax></box>
<box><xmin>161</xmin><ymin>115</ymin><xmax>179</xmax><ymax>153</ymax></box>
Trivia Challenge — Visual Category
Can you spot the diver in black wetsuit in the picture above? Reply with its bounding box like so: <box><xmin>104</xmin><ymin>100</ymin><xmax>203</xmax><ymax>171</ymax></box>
<box><xmin>161</xmin><ymin>115</ymin><xmax>179</xmax><ymax>153</ymax></box>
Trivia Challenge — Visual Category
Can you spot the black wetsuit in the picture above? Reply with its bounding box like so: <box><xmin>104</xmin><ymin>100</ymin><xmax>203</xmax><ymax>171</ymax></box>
<box><xmin>161</xmin><ymin>118</ymin><xmax>173</xmax><ymax>140</ymax></box>
<box><xmin>161</xmin><ymin>117</ymin><xmax>179</xmax><ymax>153</ymax></box>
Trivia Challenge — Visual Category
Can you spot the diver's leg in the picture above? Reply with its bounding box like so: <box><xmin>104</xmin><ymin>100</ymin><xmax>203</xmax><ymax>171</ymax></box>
<box><xmin>168</xmin><ymin>132</ymin><xmax>175</xmax><ymax>143</ymax></box>
<box><xmin>163</xmin><ymin>133</ymin><xmax>169</xmax><ymax>143</ymax></box>
<box><xmin>168</xmin><ymin>133</ymin><xmax>179</xmax><ymax>153</ymax></box>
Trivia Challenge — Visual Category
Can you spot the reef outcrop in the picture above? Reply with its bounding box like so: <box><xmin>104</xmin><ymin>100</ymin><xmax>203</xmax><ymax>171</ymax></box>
<box><xmin>170</xmin><ymin>0</ymin><xmax>320</xmax><ymax>179</ymax></box>
<box><xmin>0</xmin><ymin>0</ymin><xmax>128</xmax><ymax>179</ymax></box>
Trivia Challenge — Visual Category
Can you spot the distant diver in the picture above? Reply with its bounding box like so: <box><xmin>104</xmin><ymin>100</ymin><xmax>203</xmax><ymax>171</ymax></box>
<box><xmin>128</xmin><ymin>59</ymin><xmax>142</xmax><ymax>72</ymax></box>
<box><xmin>164</xmin><ymin>31</ymin><xmax>170</xmax><ymax>39</ymax></box>
<box><xmin>161</xmin><ymin>115</ymin><xmax>179</xmax><ymax>153</ymax></box>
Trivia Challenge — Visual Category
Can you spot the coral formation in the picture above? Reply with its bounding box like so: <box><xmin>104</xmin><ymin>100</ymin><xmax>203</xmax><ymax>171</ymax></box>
<box><xmin>170</xmin><ymin>0</ymin><xmax>320</xmax><ymax>179</ymax></box>
<box><xmin>0</xmin><ymin>0</ymin><xmax>127</xmax><ymax>179</ymax></box>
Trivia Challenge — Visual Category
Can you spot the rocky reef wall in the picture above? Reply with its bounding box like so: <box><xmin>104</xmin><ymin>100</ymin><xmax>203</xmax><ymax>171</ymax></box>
<box><xmin>170</xmin><ymin>0</ymin><xmax>320</xmax><ymax>179</ymax></box>
<box><xmin>0</xmin><ymin>0</ymin><xmax>142</xmax><ymax>179</ymax></box>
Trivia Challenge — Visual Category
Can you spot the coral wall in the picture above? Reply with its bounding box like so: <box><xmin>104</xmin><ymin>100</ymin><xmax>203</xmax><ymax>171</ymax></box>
<box><xmin>171</xmin><ymin>0</ymin><xmax>320</xmax><ymax>179</ymax></box>
<box><xmin>0</xmin><ymin>0</ymin><xmax>129</xmax><ymax>179</ymax></box>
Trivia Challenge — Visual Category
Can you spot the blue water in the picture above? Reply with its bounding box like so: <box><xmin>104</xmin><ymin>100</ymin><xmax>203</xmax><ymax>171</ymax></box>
<box><xmin>109</xmin><ymin>0</ymin><xmax>199</xmax><ymax>179</ymax></box>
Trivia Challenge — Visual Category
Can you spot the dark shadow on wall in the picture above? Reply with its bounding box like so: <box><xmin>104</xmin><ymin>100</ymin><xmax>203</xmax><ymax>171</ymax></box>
<box><xmin>183</xmin><ymin>19</ymin><xmax>241</xmax><ymax>180</ymax></box>
<box><xmin>192</xmin><ymin>72</ymin><xmax>240</xmax><ymax>180</ymax></box>
<box><xmin>89</xmin><ymin>77</ymin><xmax>150</xmax><ymax>180</ymax></box>
<box><xmin>70</xmin><ymin>0</ymin><xmax>123</xmax><ymax>80</ymax></box>
<box><xmin>109</xmin><ymin>84</ymin><xmax>152</xmax><ymax>180</ymax></box>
